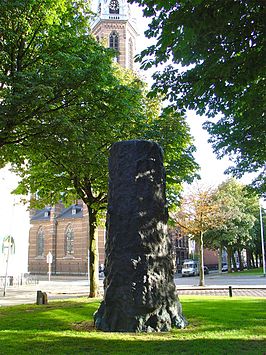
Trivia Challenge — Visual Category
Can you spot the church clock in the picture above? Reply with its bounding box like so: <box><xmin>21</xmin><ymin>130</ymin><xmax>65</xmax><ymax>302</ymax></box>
<box><xmin>109</xmin><ymin>0</ymin><xmax>119</xmax><ymax>14</ymax></box>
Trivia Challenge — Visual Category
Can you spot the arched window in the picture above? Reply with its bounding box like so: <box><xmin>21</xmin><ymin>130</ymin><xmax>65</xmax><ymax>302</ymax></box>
<box><xmin>128</xmin><ymin>37</ymin><xmax>134</xmax><ymax>69</ymax></box>
<box><xmin>37</xmin><ymin>227</ymin><xmax>45</xmax><ymax>257</ymax></box>
<box><xmin>109</xmin><ymin>0</ymin><xmax>119</xmax><ymax>14</ymax></box>
<box><xmin>65</xmin><ymin>224</ymin><xmax>74</xmax><ymax>256</ymax></box>
<box><xmin>109</xmin><ymin>31</ymin><xmax>119</xmax><ymax>51</ymax></box>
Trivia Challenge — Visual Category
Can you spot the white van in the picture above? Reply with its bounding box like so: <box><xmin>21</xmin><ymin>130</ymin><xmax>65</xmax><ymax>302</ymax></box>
<box><xmin>181</xmin><ymin>260</ymin><xmax>199</xmax><ymax>277</ymax></box>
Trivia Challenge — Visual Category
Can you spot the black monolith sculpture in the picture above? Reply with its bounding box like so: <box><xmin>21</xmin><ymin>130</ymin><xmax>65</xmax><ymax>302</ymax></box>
<box><xmin>94</xmin><ymin>140</ymin><xmax>187</xmax><ymax>332</ymax></box>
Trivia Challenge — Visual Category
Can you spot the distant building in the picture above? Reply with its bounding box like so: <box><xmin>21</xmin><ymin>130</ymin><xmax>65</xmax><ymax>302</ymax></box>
<box><xmin>28</xmin><ymin>202</ymin><xmax>105</xmax><ymax>275</ymax></box>
<box><xmin>169</xmin><ymin>228</ymin><xmax>189</xmax><ymax>272</ymax></box>
<box><xmin>169</xmin><ymin>227</ymin><xmax>220</xmax><ymax>271</ymax></box>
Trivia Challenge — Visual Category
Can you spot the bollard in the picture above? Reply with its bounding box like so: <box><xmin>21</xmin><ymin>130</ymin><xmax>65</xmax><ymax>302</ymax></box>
<box><xmin>9</xmin><ymin>276</ymin><xmax>13</xmax><ymax>286</ymax></box>
<box><xmin>36</xmin><ymin>290</ymin><xmax>48</xmax><ymax>305</ymax></box>
<box><xmin>229</xmin><ymin>286</ymin><xmax>233</xmax><ymax>297</ymax></box>
<box><xmin>42</xmin><ymin>292</ymin><xmax>48</xmax><ymax>305</ymax></box>
<box><xmin>36</xmin><ymin>290</ymin><xmax>44</xmax><ymax>304</ymax></box>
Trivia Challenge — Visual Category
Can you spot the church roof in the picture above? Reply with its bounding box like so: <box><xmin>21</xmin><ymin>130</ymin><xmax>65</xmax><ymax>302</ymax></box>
<box><xmin>31</xmin><ymin>207</ymin><xmax>52</xmax><ymax>221</ymax></box>
<box><xmin>57</xmin><ymin>204</ymin><xmax>83</xmax><ymax>219</ymax></box>
<box><xmin>30</xmin><ymin>204</ymin><xmax>83</xmax><ymax>221</ymax></box>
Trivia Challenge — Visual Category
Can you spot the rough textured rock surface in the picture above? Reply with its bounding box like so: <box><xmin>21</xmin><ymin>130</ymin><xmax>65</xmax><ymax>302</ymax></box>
<box><xmin>94</xmin><ymin>140</ymin><xmax>187</xmax><ymax>332</ymax></box>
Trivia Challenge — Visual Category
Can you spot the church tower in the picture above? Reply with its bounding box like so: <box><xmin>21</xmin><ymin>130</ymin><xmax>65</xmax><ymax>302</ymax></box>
<box><xmin>91</xmin><ymin>0</ymin><xmax>138</xmax><ymax>69</ymax></box>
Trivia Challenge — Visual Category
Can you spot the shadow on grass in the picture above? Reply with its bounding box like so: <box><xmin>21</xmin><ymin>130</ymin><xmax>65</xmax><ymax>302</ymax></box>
<box><xmin>0</xmin><ymin>299</ymin><xmax>99</xmax><ymax>331</ymax></box>
<box><xmin>1</xmin><ymin>333</ymin><xmax>265</xmax><ymax>355</ymax></box>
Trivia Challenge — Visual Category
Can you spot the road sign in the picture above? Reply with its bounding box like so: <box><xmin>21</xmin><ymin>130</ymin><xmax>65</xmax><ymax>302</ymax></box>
<box><xmin>46</xmin><ymin>251</ymin><xmax>53</xmax><ymax>264</ymax></box>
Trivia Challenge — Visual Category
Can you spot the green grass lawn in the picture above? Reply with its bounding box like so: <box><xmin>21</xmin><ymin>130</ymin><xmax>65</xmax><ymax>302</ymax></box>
<box><xmin>231</xmin><ymin>267</ymin><xmax>263</xmax><ymax>276</ymax></box>
<box><xmin>0</xmin><ymin>296</ymin><xmax>265</xmax><ymax>354</ymax></box>
<box><xmin>225</xmin><ymin>267</ymin><xmax>264</xmax><ymax>276</ymax></box>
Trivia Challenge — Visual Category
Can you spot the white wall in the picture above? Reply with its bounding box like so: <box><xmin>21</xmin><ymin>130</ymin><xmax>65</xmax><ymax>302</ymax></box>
<box><xmin>0</xmin><ymin>165</ymin><xmax>29</xmax><ymax>275</ymax></box>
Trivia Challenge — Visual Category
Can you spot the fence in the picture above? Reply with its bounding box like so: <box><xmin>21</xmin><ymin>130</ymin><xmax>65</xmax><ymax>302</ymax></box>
<box><xmin>0</xmin><ymin>274</ymin><xmax>39</xmax><ymax>287</ymax></box>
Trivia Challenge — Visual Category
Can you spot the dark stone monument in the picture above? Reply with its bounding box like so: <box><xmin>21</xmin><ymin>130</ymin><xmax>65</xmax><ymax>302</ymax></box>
<box><xmin>94</xmin><ymin>140</ymin><xmax>187</xmax><ymax>332</ymax></box>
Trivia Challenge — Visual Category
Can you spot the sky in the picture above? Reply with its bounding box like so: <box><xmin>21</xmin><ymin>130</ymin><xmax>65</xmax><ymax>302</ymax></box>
<box><xmin>0</xmin><ymin>1</ymin><xmax>257</xmax><ymax>275</ymax></box>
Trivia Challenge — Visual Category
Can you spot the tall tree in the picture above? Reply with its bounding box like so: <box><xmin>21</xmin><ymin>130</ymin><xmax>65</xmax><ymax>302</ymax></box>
<box><xmin>12</xmin><ymin>68</ymin><xmax>198</xmax><ymax>297</ymax></box>
<box><xmin>129</xmin><ymin>0</ymin><xmax>266</xmax><ymax>194</ymax></box>
<box><xmin>174</xmin><ymin>184</ymin><xmax>223</xmax><ymax>286</ymax></box>
<box><xmin>2</xmin><ymin>0</ymin><xmax>198</xmax><ymax>297</ymax></box>
<box><xmin>205</xmin><ymin>178</ymin><xmax>258</xmax><ymax>272</ymax></box>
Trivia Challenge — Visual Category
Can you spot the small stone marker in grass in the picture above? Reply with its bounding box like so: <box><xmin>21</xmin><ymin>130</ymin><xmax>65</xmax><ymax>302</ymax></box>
<box><xmin>36</xmin><ymin>290</ymin><xmax>48</xmax><ymax>305</ymax></box>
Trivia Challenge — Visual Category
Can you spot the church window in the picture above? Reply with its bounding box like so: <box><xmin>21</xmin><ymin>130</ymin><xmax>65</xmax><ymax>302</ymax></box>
<box><xmin>65</xmin><ymin>224</ymin><xmax>74</xmax><ymax>256</ymax></box>
<box><xmin>109</xmin><ymin>31</ymin><xmax>119</xmax><ymax>52</ymax></box>
<box><xmin>129</xmin><ymin>37</ymin><xmax>134</xmax><ymax>69</ymax></box>
<box><xmin>109</xmin><ymin>0</ymin><xmax>119</xmax><ymax>14</ymax></box>
<box><xmin>37</xmin><ymin>227</ymin><xmax>45</xmax><ymax>257</ymax></box>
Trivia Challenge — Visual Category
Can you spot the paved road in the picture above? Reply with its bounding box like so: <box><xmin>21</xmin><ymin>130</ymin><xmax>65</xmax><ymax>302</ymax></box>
<box><xmin>0</xmin><ymin>273</ymin><xmax>265</xmax><ymax>307</ymax></box>
<box><xmin>174</xmin><ymin>272</ymin><xmax>266</xmax><ymax>287</ymax></box>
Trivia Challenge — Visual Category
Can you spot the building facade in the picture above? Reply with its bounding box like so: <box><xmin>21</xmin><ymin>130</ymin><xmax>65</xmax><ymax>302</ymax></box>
<box><xmin>28</xmin><ymin>202</ymin><xmax>105</xmax><ymax>275</ymax></box>
<box><xmin>169</xmin><ymin>228</ymin><xmax>189</xmax><ymax>272</ymax></box>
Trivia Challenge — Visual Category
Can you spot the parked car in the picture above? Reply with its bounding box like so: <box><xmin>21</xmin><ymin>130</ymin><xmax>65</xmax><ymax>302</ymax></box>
<box><xmin>222</xmin><ymin>263</ymin><xmax>228</xmax><ymax>272</ymax></box>
<box><xmin>181</xmin><ymin>260</ymin><xmax>209</xmax><ymax>276</ymax></box>
<box><xmin>181</xmin><ymin>260</ymin><xmax>199</xmax><ymax>277</ymax></box>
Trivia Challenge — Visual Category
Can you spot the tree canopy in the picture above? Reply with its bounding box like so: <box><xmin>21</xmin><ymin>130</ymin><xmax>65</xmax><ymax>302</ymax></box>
<box><xmin>0</xmin><ymin>0</ymin><xmax>99</xmax><ymax>158</ymax></box>
<box><xmin>12</xmin><ymin>67</ymin><xmax>198</xmax><ymax>296</ymax></box>
<box><xmin>174</xmin><ymin>184</ymin><xmax>223</xmax><ymax>286</ymax></box>
<box><xmin>204</xmin><ymin>178</ymin><xmax>258</xmax><ymax>271</ymax></box>
<box><xmin>1</xmin><ymin>1</ymin><xmax>199</xmax><ymax>297</ymax></box>
<box><xmin>129</xmin><ymin>0</ymin><xmax>266</xmax><ymax>194</ymax></box>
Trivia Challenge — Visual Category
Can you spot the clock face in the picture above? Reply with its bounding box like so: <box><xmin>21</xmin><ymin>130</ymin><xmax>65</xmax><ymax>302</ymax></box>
<box><xmin>109</xmin><ymin>0</ymin><xmax>119</xmax><ymax>11</ymax></box>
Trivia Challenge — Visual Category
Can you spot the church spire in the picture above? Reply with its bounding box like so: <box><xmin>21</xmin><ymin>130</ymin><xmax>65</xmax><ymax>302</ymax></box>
<box><xmin>92</xmin><ymin>0</ymin><xmax>138</xmax><ymax>69</ymax></box>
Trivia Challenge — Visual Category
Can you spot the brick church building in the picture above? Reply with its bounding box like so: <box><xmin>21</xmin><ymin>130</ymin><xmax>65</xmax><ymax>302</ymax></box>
<box><xmin>28</xmin><ymin>0</ymin><xmax>138</xmax><ymax>275</ymax></box>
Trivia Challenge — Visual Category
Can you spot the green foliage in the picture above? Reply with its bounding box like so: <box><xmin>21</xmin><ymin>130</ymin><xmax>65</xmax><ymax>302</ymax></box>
<box><xmin>0</xmin><ymin>0</ymin><xmax>95</xmax><ymax>152</ymax></box>
<box><xmin>1</xmin><ymin>0</ymin><xmax>198</xmax><ymax>210</ymax></box>
<box><xmin>2</xmin><ymin>0</ymin><xmax>198</xmax><ymax>297</ymax></box>
<box><xmin>0</xmin><ymin>297</ymin><xmax>265</xmax><ymax>354</ymax></box>
<box><xmin>205</xmin><ymin>178</ymin><xmax>259</xmax><ymax>255</ymax></box>
<box><xmin>129</xmin><ymin>0</ymin><xmax>266</xmax><ymax>194</ymax></box>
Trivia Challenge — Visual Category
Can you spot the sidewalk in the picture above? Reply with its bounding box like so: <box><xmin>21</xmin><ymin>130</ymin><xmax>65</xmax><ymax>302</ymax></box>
<box><xmin>0</xmin><ymin>280</ymin><xmax>94</xmax><ymax>307</ymax></box>
<box><xmin>1</xmin><ymin>279</ymin><xmax>265</xmax><ymax>307</ymax></box>
<box><xmin>176</xmin><ymin>285</ymin><xmax>266</xmax><ymax>297</ymax></box>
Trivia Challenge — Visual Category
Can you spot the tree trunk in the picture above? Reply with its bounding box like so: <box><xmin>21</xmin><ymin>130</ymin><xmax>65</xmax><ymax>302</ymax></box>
<box><xmin>237</xmin><ymin>249</ymin><xmax>243</xmax><ymax>271</ymax></box>
<box><xmin>250</xmin><ymin>252</ymin><xmax>255</xmax><ymax>268</ymax></box>
<box><xmin>227</xmin><ymin>245</ymin><xmax>233</xmax><ymax>273</ymax></box>
<box><xmin>232</xmin><ymin>250</ymin><xmax>237</xmax><ymax>271</ymax></box>
<box><xmin>88</xmin><ymin>207</ymin><xmax>99</xmax><ymax>298</ymax></box>
<box><xmin>218</xmin><ymin>244</ymin><xmax>223</xmax><ymax>274</ymax></box>
<box><xmin>199</xmin><ymin>231</ymin><xmax>205</xmax><ymax>286</ymax></box>
<box><xmin>246</xmin><ymin>249</ymin><xmax>252</xmax><ymax>269</ymax></box>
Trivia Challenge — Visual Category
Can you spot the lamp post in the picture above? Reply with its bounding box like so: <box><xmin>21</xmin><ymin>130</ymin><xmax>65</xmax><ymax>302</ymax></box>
<box><xmin>2</xmin><ymin>235</ymin><xmax>15</xmax><ymax>296</ymax></box>
<box><xmin>259</xmin><ymin>199</ymin><xmax>266</xmax><ymax>277</ymax></box>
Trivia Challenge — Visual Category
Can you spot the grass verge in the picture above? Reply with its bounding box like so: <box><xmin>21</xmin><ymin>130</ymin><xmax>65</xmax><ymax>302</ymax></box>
<box><xmin>225</xmin><ymin>267</ymin><xmax>264</xmax><ymax>276</ymax></box>
<box><xmin>0</xmin><ymin>296</ymin><xmax>265</xmax><ymax>354</ymax></box>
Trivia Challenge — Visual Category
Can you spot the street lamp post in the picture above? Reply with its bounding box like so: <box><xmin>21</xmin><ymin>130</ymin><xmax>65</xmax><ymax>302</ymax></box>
<box><xmin>259</xmin><ymin>199</ymin><xmax>266</xmax><ymax>277</ymax></box>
